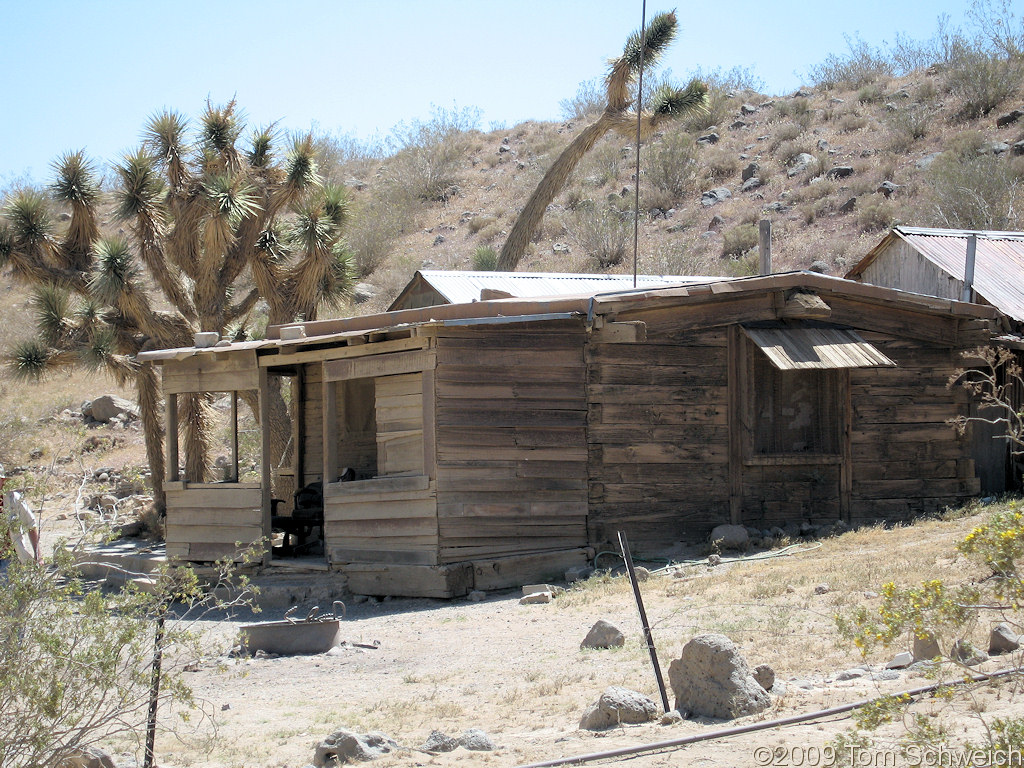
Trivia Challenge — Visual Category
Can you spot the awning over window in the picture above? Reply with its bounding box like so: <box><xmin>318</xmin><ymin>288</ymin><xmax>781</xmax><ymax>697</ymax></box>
<box><xmin>743</xmin><ymin>326</ymin><xmax>896</xmax><ymax>370</ymax></box>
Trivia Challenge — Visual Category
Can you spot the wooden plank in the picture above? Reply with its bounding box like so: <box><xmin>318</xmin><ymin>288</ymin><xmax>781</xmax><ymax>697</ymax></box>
<box><xmin>437</xmin><ymin>445</ymin><xmax>587</xmax><ymax>462</ymax></box>
<box><xmin>164</xmin><ymin>508</ymin><xmax>261</xmax><ymax>526</ymax></box>
<box><xmin>329</xmin><ymin>548</ymin><xmax>440</xmax><ymax>567</ymax></box>
<box><xmin>258</xmin><ymin>335</ymin><xmax>426</xmax><ymax>367</ymax></box>
<box><xmin>422</xmin><ymin>368</ymin><xmax>437</xmax><ymax>480</ymax></box>
<box><xmin>469</xmin><ymin>549</ymin><xmax>589</xmax><ymax>590</ymax></box>
<box><xmin>165</xmin><ymin>350</ymin><xmax>257</xmax><ymax>375</ymax></box>
<box><xmin>185</xmin><ymin>543</ymin><xmax>249</xmax><ymax>562</ymax></box>
<box><xmin>324</xmin><ymin>349</ymin><xmax>434</xmax><ymax>382</ymax></box>
<box><xmin>325</xmin><ymin>497</ymin><xmax>437</xmax><ymax>521</ymax></box>
<box><xmin>328</xmin><ymin>515</ymin><xmax>439</xmax><ymax>537</ymax></box>
<box><xmin>325</xmin><ymin>475</ymin><xmax>430</xmax><ymax>496</ymax></box>
<box><xmin>435</xmin><ymin>408</ymin><xmax>585</xmax><ymax>429</ymax></box>
<box><xmin>322</xmin><ymin>378</ymin><xmax>338</xmax><ymax>483</ymax></box>
<box><xmin>164</xmin><ymin>369</ymin><xmax>259</xmax><ymax>394</ymax></box>
<box><xmin>165</xmin><ymin>525</ymin><xmax>262</xmax><ymax>544</ymax></box>
<box><xmin>341</xmin><ymin>562</ymin><xmax>471</xmax><ymax>598</ymax></box>
<box><xmin>166</xmin><ymin>487</ymin><xmax>262</xmax><ymax>509</ymax></box>
<box><xmin>437</xmin><ymin>364</ymin><xmax>585</xmax><ymax>385</ymax></box>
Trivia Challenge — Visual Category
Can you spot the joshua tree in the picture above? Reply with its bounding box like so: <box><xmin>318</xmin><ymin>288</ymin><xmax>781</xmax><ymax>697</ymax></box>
<box><xmin>0</xmin><ymin>101</ymin><xmax>355</xmax><ymax>508</ymax></box>
<box><xmin>497</xmin><ymin>10</ymin><xmax>708</xmax><ymax>271</ymax></box>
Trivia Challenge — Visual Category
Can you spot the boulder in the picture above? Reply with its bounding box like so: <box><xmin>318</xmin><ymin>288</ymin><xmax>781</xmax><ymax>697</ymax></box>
<box><xmin>752</xmin><ymin>664</ymin><xmax>775</xmax><ymax>691</ymax></box>
<box><xmin>83</xmin><ymin>395</ymin><xmax>139</xmax><ymax>424</ymax></box>
<box><xmin>989</xmin><ymin>623</ymin><xmax>1020</xmax><ymax>655</ymax></box>
<box><xmin>579</xmin><ymin>686</ymin><xmax>659</xmax><ymax>730</ymax></box>
<box><xmin>421</xmin><ymin>730</ymin><xmax>459</xmax><ymax>753</ymax></box>
<box><xmin>55</xmin><ymin>748</ymin><xmax>117</xmax><ymax>768</ymax></box>
<box><xmin>741</xmin><ymin>177</ymin><xmax>763</xmax><ymax>192</ymax></box>
<box><xmin>913</xmin><ymin>633</ymin><xmax>941</xmax><ymax>661</ymax></box>
<box><xmin>696</xmin><ymin>132</ymin><xmax>720</xmax><ymax>145</ymax></box>
<box><xmin>581</xmin><ymin>619</ymin><xmax>626</xmax><ymax>650</ymax></box>
<box><xmin>996</xmin><ymin>109</ymin><xmax>1024</xmax><ymax>128</ymax></box>
<box><xmin>787</xmin><ymin>153</ymin><xmax>815</xmax><ymax>177</ymax></box>
<box><xmin>709</xmin><ymin>524</ymin><xmax>748</xmax><ymax>551</ymax></box>
<box><xmin>741</xmin><ymin>162</ymin><xmax>759</xmax><ymax>182</ymax></box>
<box><xmin>701</xmin><ymin>187</ymin><xmax>732</xmax><ymax>207</ymax></box>
<box><xmin>668</xmin><ymin>634</ymin><xmax>770</xmax><ymax>719</ymax></box>
<box><xmin>314</xmin><ymin>728</ymin><xmax>397</xmax><ymax>765</ymax></box>
<box><xmin>459</xmin><ymin>728</ymin><xmax>496</xmax><ymax>751</ymax></box>
<box><xmin>886</xmin><ymin>651</ymin><xmax>914</xmax><ymax>669</ymax></box>
<box><xmin>826</xmin><ymin>166</ymin><xmax>854</xmax><ymax>180</ymax></box>
<box><xmin>951</xmin><ymin>640</ymin><xmax>988</xmax><ymax>666</ymax></box>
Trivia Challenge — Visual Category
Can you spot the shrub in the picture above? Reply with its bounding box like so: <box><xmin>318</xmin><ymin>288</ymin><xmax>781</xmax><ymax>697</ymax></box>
<box><xmin>0</xmin><ymin>545</ymin><xmax>258</xmax><ymax>768</ymax></box>
<box><xmin>943</xmin><ymin>46</ymin><xmax>1024</xmax><ymax>119</ymax></box>
<box><xmin>577</xmin><ymin>138</ymin><xmax>623</xmax><ymax>188</ymax></box>
<box><xmin>806</xmin><ymin>33</ymin><xmax>893</xmax><ymax>89</ymax></box>
<box><xmin>566</xmin><ymin>203</ymin><xmax>631</xmax><ymax>268</ymax></box>
<box><xmin>769</xmin><ymin>122</ymin><xmax>804</xmax><ymax>150</ymax></box>
<box><xmin>467</xmin><ymin>215</ymin><xmax>497</xmax><ymax>235</ymax></box>
<box><xmin>704</xmin><ymin>148</ymin><xmax>740</xmax><ymax>181</ymax></box>
<box><xmin>385</xmin><ymin>105</ymin><xmax>480</xmax><ymax>202</ymax></box>
<box><xmin>344</xmin><ymin>185</ymin><xmax>417</xmax><ymax>277</ymax></box>
<box><xmin>472</xmin><ymin>246</ymin><xmax>498</xmax><ymax>271</ymax></box>
<box><xmin>721</xmin><ymin>223</ymin><xmax>759</xmax><ymax>257</ymax></box>
<box><xmin>926</xmin><ymin>152</ymin><xmax>1024</xmax><ymax>230</ymax></box>
<box><xmin>643</xmin><ymin>129</ymin><xmax>701</xmax><ymax>201</ymax></box>
<box><xmin>838</xmin><ymin>113</ymin><xmax>869</xmax><ymax>133</ymax></box>
<box><xmin>886</xmin><ymin>104</ymin><xmax>931</xmax><ymax>150</ymax></box>
<box><xmin>559</xmin><ymin>78</ymin><xmax>605</xmax><ymax>121</ymax></box>
<box><xmin>856</xmin><ymin>84</ymin><xmax>886</xmax><ymax>104</ymax></box>
<box><xmin>857</xmin><ymin>199</ymin><xmax>897</xmax><ymax>232</ymax></box>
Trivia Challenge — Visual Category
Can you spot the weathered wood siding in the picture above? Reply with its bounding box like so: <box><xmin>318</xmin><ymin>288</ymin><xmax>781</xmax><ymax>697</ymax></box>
<box><xmin>587</xmin><ymin>322</ymin><xmax>731</xmax><ymax>547</ymax></box>
<box><xmin>848</xmin><ymin>332</ymin><xmax>979</xmax><ymax>521</ymax></box>
<box><xmin>300</xmin><ymin>363</ymin><xmax>377</xmax><ymax>485</ymax></box>
<box><xmin>859</xmin><ymin>240</ymin><xmax>963</xmax><ymax>301</ymax></box>
<box><xmin>432</xmin><ymin>321</ymin><xmax>589</xmax><ymax>564</ymax></box>
<box><xmin>375</xmin><ymin>373</ymin><xmax>424</xmax><ymax>476</ymax></box>
<box><xmin>324</xmin><ymin>475</ymin><xmax>438</xmax><ymax>565</ymax></box>
<box><xmin>165</xmin><ymin>484</ymin><xmax>262</xmax><ymax>562</ymax></box>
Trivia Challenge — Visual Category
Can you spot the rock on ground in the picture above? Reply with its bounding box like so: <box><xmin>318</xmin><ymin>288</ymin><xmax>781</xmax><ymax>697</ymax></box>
<box><xmin>459</xmin><ymin>728</ymin><xmax>496</xmax><ymax>751</ymax></box>
<box><xmin>990</xmin><ymin>623</ymin><xmax>1021</xmax><ymax>655</ymax></box>
<box><xmin>54</xmin><ymin>748</ymin><xmax>117</xmax><ymax>768</ymax></box>
<box><xmin>82</xmin><ymin>395</ymin><xmax>139</xmax><ymax>423</ymax></box>
<box><xmin>752</xmin><ymin>663</ymin><xmax>775</xmax><ymax>691</ymax></box>
<box><xmin>913</xmin><ymin>634</ymin><xmax>941</xmax><ymax>661</ymax></box>
<box><xmin>581</xmin><ymin>619</ymin><xmax>625</xmax><ymax>650</ymax></box>
<box><xmin>314</xmin><ymin>729</ymin><xmax>397</xmax><ymax>765</ymax></box>
<box><xmin>580</xmin><ymin>686</ymin><xmax>659</xmax><ymax>730</ymax></box>
<box><xmin>421</xmin><ymin>730</ymin><xmax>459</xmax><ymax>753</ymax></box>
<box><xmin>668</xmin><ymin>633</ymin><xmax>770</xmax><ymax>720</ymax></box>
<box><xmin>709</xmin><ymin>524</ymin><xmax>748</xmax><ymax>551</ymax></box>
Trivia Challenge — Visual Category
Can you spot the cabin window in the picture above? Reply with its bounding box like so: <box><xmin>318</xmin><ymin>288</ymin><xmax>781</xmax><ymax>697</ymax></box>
<box><xmin>329</xmin><ymin>372</ymin><xmax>424</xmax><ymax>480</ymax></box>
<box><xmin>748</xmin><ymin>348</ymin><xmax>841</xmax><ymax>455</ymax></box>
<box><xmin>168</xmin><ymin>390</ymin><xmax>262</xmax><ymax>483</ymax></box>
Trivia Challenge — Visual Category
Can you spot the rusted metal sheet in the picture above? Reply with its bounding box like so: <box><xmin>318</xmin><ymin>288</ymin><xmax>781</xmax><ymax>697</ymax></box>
<box><xmin>743</xmin><ymin>326</ymin><xmax>896</xmax><ymax>370</ymax></box>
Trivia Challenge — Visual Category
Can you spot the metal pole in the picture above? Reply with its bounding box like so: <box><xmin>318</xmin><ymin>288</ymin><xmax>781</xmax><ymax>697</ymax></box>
<box><xmin>631</xmin><ymin>0</ymin><xmax>647</xmax><ymax>288</ymax></box>
<box><xmin>617</xmin><ymin>530</ymin><xmax>670</xmax><ymax>712</ymax></box>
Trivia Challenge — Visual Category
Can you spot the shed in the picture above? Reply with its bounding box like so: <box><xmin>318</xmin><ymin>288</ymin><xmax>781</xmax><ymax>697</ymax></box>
<box><xmin>845</xmin><ymin>226</ymin><xmax>1024</xmax><ymax>329</ymax></box>
<box><xmin>140</xmin><ymin>271</ymin><xmax>994</xmax><ymax>597</ymax></box>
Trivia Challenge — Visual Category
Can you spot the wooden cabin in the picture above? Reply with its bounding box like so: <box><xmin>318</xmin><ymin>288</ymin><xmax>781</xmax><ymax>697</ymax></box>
<box><xmin>140</xmin><ymin>271</ymin><xmax>995</xmax><ymax>597</ymax></box>
<box><xmin>847</xmin><ymin>226</ymin><xmax>1024</xmax><ymax>492</ymax></box>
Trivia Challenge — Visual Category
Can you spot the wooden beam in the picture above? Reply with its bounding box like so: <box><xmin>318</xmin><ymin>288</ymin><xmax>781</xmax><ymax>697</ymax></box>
<box><xmin>324</xmin><ymin>349</ymin><xmax>435</xmax><ymax>382</ymax></box>
<box><xmin>165</xmin><ymin>393</ymin><xmax>179</xmax><ymax>482</ymax></box>
<box><xmin>294</xmin><ymin>367</ymin><xmax>306</xmax><ymax>484</ymax></box>
<box><xmin>323</xmin><ymin>375</ymin><xmax>338</xmax><ymax>485</ymax></box>
<box><xmin>840</xmin><ymin>369</ymin><xmax>853</xmax><ymax>524</ymax></box>
<box><xmin>230</xmin><ymin>392</ymin><xmax>239</xmax><ymax>482</ymax></box>
<box><xmin>258</xmin><ymin>366</ymin><xmax>272</xmax><ymax>566</ymax></box>
<box><xmin>727</xmin><ymin>326</ymin><xmax>745</xmax><ymax>524</ymax></box>
<box><xmin>258</xmin><ymin>335</ymin><xmax>426</xmax><ymax>367</ymax></box>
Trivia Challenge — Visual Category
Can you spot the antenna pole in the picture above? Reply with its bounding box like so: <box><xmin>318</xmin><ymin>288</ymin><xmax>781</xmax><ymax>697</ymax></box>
<box><xmin>632</xmin><ymin>0</ymin><xmax>647</xmax><ymax>288</ymax></box>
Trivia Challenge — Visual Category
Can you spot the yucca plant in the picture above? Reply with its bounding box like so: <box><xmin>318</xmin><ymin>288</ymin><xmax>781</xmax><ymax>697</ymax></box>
<box><xmin>497</xmin><ymin>11</ymin><xmax>708</xmax><ymax>271</ymax></box>
<box><xmin>0</xmin><ymin>99</ymin><xmax>356</xmax><ymax>508</ymax></box>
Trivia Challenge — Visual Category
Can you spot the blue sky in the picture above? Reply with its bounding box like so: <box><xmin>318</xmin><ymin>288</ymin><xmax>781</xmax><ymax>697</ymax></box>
<box><xmin>0</xmin><ymin>0</ymin><xmax>979</xmax><ymax>186</ymax></box>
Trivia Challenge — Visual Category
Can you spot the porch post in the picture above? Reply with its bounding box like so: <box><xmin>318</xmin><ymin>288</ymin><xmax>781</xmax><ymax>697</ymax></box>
<box><xmin>259</xmin><ymin>367</ymin><xmax>272</xmax><ymax>565</ymax></box>
<box><xmin>165</xmin><ymin>393</ymin><xmax>178</xmax><ymax>482</ymax></box>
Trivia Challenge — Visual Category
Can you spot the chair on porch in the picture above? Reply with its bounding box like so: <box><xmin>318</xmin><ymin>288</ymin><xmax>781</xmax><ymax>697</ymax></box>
<box><xmin>271</xmin><ymin>481</ymin><xmax>324</xmax><ymax>556</ymax></box>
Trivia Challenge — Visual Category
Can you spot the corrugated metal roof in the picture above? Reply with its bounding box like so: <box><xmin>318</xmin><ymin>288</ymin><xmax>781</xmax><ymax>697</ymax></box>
<box><xmin>743</xmin><ymin>326</ymin><xmax>896</xmax><ymax>370</ymax></box>
<box><xmin>848</xmin><ymin>226</ymin><xmax>1024</xmax><ymax>322</ymax></box>
<box><xmin>400</xmin><ymin>270</ymin><xmax>714</xmax><ymax>306</ymax></box>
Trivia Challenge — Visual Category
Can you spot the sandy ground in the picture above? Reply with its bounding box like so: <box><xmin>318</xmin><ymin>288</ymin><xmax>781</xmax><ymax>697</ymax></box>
<box><xmin>34</xmin><ymin>507</ymin><xmax>1024</xmax><ymax>768</ymax></box>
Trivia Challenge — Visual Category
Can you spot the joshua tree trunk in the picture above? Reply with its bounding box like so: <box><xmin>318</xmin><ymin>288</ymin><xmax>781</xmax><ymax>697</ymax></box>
<box><xmin>136</xmin><ymin>363</ymin><xmax>166</xmax><ymax>512</ymax></box>
<box><xmin>497</xmin><ymin>118</ymin><xmax>614</xmax><ymax>271</ymax></box>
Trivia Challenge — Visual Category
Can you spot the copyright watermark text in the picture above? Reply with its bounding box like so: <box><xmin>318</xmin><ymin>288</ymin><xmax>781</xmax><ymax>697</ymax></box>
<box><xmin>753</xmin><ymin>744</ymin><xmax>1023</xmax><ymax>767</ymax></box>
